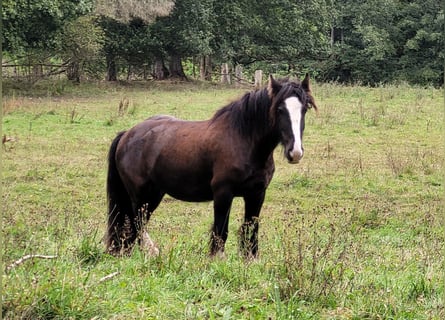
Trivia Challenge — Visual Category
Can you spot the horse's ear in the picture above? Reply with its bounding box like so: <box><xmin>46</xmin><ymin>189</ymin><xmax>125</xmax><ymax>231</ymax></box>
<box><xmin>301</xmin><ymin>73</ymin><xmax>311</xmax><ymax>93</ymax></box>
<box><xmin>302</xmin><ymin>73</ymin><xmax>318</xmax><ymax>112</ymax></box>
<box><xmin>267</xmin><ymin>75</ymin><xmax>281</xmax><ymax>98</ymax></box>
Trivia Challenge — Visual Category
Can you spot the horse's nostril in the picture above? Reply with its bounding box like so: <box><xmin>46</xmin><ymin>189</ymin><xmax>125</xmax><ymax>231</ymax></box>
<box><xmin>287</xmin><ymin>149</ymin><xmax>303</xmax><ymax>163</ymax></box>
<box><xmin>287</xmin><ymin>150</ymin><xmax>293</xmax><ymax>159</ymax></box>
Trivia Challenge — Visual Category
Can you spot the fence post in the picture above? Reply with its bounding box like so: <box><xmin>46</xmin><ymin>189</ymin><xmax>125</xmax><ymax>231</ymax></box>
<box><xmin>234</xmin><ymin>65</ymin><xmax>243</xmax><ymax>87</ymax></box>
<box><xmin>221</xmin><ymin>63</ymin><xmax>231</xmax><ymax>84</ymax></box>
<box><xmin>200</xmin><ymin>56</ymin><xmax>206</xmax><ymax>81</ymax></box>
<box><xmin>254</xmin><ymin>70</ymin><xmax>263</xmax><ymax>89</ymax></box>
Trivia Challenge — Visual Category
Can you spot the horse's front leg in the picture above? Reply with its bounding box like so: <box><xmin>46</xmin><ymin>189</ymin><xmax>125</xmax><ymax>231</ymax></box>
<box><xmin>240</xmin><ymin>191</ymin><xmax>265</xmax><ymax>259</ymax></box>
<box><xmin>210</xmin><ymin>187</ymin><xmax>234</xmax><ymax>257</ymax></box>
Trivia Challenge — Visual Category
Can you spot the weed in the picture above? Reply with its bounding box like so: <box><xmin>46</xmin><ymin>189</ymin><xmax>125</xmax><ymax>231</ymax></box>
<box><xmin>67</xmin><ymin>106</ymin><xmax>84</xmax><ymax>123</ymax></box>
<box><xmin>48</xmin><ymin>80</ymin><xmax>67</xmax><ymax>96</ymax></box>
<box><xmin>2</xmin><ymin>92</ymin><xmax>24</xmax><ymax>115</ymax></box>
<box><xmin>275</xmin><ymin>205</ymin><xmax>357</xmax><ymax>301</ymax></box>
<box><xmin>406</xmin><ymin>275</ymin><xmax>434</xmax><ymax>302</ymax></box>
<box><xmin>104</xmin><ymin>117</ymin><xmax>115</xmax><ymax>126</ymax></box>
<box><xmin>118</xmin><ymin>97</ymin><xmax>130</xmax><ymax>116</ymax></box>
<box><xmin>76</xmin><ymin>234</ymin><xmax>103</xmax><ymax>267</ymax></box>
<box><xmin>386</xmin><ymin>148</ymin><xmax>411</xmax><ymax>177</ymax></box>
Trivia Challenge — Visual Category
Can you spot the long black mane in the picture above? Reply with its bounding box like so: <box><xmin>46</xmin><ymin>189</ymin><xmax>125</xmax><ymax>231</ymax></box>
<box><xmin>210</xmin><ymin>81</ymin><xmax>307</xmax><ymax>139</ymax></box>
<box><xmin>211</xmin><ymin>87</ymin><xmax>272</xmax><ymax>138</ymax></box>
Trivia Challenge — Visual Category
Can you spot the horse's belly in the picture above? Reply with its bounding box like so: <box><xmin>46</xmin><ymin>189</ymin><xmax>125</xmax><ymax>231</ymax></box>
<box><xmin>168</xmin><ymin>190</ymin><xmax>213</xmax><ymax>202</ymax></box>
<box><xmin>164</xmin><ymin>182</ymin><xmax>213</xmax><ymax>202</ymax></box>
<box><xmin>153</xmin><ymin>168</ymin><xmax>214</xmax><ymax>202</ymax></box>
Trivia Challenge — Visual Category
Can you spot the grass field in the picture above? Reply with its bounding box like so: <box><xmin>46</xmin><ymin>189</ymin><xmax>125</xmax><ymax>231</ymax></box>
<box><xmin>2</xmin><ymin>79</ymin><xmax>444</xmax><ymax>319</ymax></box>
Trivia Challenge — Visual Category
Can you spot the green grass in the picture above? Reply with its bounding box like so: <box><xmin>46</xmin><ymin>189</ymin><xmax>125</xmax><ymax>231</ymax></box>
<box><xmin>2</xmin><ymin>80</ymin><xmax>444</xmax><ymax>319</ymax></box>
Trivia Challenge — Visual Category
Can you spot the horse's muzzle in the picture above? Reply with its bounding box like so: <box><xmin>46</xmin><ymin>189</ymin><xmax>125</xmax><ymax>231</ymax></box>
<box><xmin>287</xmin><ymin>149</ymin><xmax>304</xmax><ymax>164</ymax></box>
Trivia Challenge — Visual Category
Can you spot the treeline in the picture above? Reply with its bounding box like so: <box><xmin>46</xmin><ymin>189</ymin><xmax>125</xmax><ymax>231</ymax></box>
<box><xmin>2</xmin><ymin>0</ymin><xmax>444</xmax><ymax>86</ymax></box>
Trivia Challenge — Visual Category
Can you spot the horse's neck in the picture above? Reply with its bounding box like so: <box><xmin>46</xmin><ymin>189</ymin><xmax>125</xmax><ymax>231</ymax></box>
<box><xmin>252</xmin><ymin>129</ymin><xmax>280</xmax><ymax>163</ymax></box>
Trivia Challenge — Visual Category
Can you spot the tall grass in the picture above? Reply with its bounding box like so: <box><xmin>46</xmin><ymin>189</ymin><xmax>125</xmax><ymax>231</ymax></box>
<box><xmin>2</xmin><ymin>80</ymin><xmax>444</xmax><ymax>319</ymax></box>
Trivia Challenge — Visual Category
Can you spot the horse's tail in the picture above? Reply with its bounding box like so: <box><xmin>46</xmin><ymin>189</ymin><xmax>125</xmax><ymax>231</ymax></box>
<box><xmin>105</xmin><ymin>131</ymin><xmax>132</xmax><ymax>254</ymax></box>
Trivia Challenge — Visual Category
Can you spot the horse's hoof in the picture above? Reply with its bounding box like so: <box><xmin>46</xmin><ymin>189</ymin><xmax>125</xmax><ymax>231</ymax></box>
<box><xmin>106</xmin><ymin>246</ymin><xmax>132</xmax><ymax>257</ymax></box>
<box><xmin>140</xmin><ymin>231</ymin><xmax>160</xmax><ymax>257</ymax></box>
<box><xmin>244</xmin><ymin>252</ymin><xmax>259</xmax><ymax>262</ymax></box>
<box><xmin>210</xmin><ymin>250</ymin><xmax>226</xmax><ymax>260</ymax></box>
<box><xmin>106</xmin><ymin>244</ymin><xmax>122</xmax><ymax>257</ymax></box>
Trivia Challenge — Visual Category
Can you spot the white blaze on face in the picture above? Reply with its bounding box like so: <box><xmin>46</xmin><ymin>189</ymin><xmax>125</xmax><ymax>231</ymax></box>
<box><xmin>284</xmin><ymin>96</ymin><xmax>304</xmax><ymax>163</ymax></box>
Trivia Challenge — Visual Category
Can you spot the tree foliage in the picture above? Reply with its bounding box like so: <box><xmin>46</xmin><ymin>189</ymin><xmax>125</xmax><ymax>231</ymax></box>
<box><xmin>397</xmin><ymin>0</ymin><xmax>444</xmax><ymax>85</ymax></box>
<box><xmin>59</xmin><ymin>15</ymin><xmax>105</xmax><ymax>81</ymax></box>
<box><xmin>94</xmin><ymin>0</ymin><xmax>174</xmax><ymax>22</ymax></box>
<box><xmin>2</xmin><ymin>0</ymin><xmax>94</xmax><ymax>53</ymax></box>
<box><xmin>211</xmin><ymin>0</ymin><xmax>331</xmax><ymax>65</ymax></box>
<box><xmin>322</xmin><ymin>0</ymin><xmax>443</xmax><ymax>85</ymax></box>
<box><xmin>2</xmin><ymin>0</ymin><xmax>443</xmax><ymax>86</ymax></box>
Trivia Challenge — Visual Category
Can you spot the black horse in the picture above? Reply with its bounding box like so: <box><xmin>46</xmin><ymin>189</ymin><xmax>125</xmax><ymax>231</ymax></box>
<box><xmin>106</xmin><ymin>75</ymin><xmax>317</xmax><ymax>257</ymax></box>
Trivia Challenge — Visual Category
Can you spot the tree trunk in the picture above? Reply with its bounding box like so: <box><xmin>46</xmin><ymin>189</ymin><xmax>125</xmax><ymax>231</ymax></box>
<box><xmin>153</xmin><ymin>57</ymin><xmax>169</xmax><ymax>80</ymax></box>
<box><xmin>200</xmin><ymin>55</ymin><xmax>212</xmax><ymax>81</ymax></box>
<box><xmin>66</xmin><ymin>61</ymin><xmax>81</xmax><ymax>83</ymax></box>
<box><xmin>33</xmin><ymin>64</ymin><xmax>43</xmax><ymax>79</ymax></box>
<box><xmin>200</xmin><ymin>56</ymin><xmax>206</xmax><ymax>80</ymax></box>
<box><xmin>106</xmin><ymin>56</ymin><xmax>117</xmax><ymax>81</ymax></box>
<box><xmin>169</xmin><ymin>55</ymin><xmax>187</xmax><ymax>79</ymax></box>
<box><xmin>206</xmin><ymin>56</ymin><xmax>212</xmax><ymax>81</ymax></box>
<box><xmin>143</xmin><ymin>64</ymin><xmax>149</xmax><ymax>80</ymax></box>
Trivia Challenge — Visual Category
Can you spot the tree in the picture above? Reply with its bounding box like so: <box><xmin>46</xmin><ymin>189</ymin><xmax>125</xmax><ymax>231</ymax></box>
<box><xmin>397</xmin><ymin>0</ymin><xmax>444</xmax><ymax>85</ymax></box>
<box><xmin>2</xmin><ymin>0</ymin><xmax>94</xmax><ymax>53</ymax></box>
<box><xmin>95</xmin><ymin>0</ymin><xmax>174</xmax><ymax>81</ymax></box>
<box><xmin>211</xmin><ymin>0</ymin><xmax>332</xmax><ymax>74</ymax></box>
<box><xmin>322</xmin><ymin>0</ymin><xmax>444</xmax><ymax>85</ymax></box>
<box><xmin>149</xmin><ymin>0</ymin><xmax>214</xmax><ymax>79</ymax></box>
<box><xmin>58</xmin><ymin>15</ymin><xmax>105</xmax><ymax>82</ymax></box>
<box><xmin>321</xmin><ymin>0</ymin><xmax>400</xmax><ymax>84</ymax></box>
<box><xmin>96</xmin><ymin>16</ymin><xmax>126</xmax><ymax>81</ymax></box>
<box><xmin>2</xmin><ymin>0</ymin><xmax>95</xmax><ymax>81</ymax></box>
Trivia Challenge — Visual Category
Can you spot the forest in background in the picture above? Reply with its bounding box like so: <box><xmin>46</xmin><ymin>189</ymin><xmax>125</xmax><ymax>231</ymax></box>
<box><xmin>2</xmin><ymin>0</ymin><xmax>444</xmax><ymax>86</ymax></box>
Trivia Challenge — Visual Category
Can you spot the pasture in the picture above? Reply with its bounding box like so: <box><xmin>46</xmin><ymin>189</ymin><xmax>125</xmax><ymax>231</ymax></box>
<box><xmin>2</xmin><ymin>80</ymin><xmax>444</xmax><ymax>319</ymax></box>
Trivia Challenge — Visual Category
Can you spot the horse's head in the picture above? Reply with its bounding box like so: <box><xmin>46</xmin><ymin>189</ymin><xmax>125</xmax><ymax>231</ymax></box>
<box><xmin>268</xmin><ymin>74</ymin><xmax>317</xmax><ymax>164</ymax></box>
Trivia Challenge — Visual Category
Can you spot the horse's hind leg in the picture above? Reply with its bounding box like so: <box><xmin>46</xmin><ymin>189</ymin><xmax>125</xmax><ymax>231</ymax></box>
<box><xmin>107</xmin><ymin>194</ymin><xmax>134</xmax><ymax>256</ymax></box>
<box><xmin>130</xmin><ymin>187</ymin><xmax>165</xmax><ymax>256</ymax></box>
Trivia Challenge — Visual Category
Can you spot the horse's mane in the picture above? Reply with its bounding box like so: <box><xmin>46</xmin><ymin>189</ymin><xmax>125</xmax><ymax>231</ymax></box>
<box><xmin>211</xmin><ymin>88</ymin><xmax>273</xmax><ymax>138</ymax></box>
<box><xmin>211</xmin><ymin>80</ymin><xmax>307</xmax><ymax>139</ymax></box>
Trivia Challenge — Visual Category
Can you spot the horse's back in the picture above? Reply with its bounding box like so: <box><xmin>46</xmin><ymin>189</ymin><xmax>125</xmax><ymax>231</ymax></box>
<box><xmin>147</xmin><ymin>114</ymin><xmax>177</xmax><ymax>122</ymax></box>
